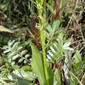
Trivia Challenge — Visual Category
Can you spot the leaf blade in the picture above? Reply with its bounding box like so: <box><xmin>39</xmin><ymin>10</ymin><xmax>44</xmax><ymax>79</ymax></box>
<box><xmin>0</xmin><ymin>26</ymin><xmax>13</xmax><ymax>33</ymax></box>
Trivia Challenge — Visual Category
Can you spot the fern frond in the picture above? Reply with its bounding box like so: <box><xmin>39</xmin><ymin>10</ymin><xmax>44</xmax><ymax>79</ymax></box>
<box><xmin>47</xmin><ymin>33</ymin><xmax>74</xmax><ymax>62</ymax></box>
<box><xmin>3</xmin><ymin>40</ymin><xmax>31</xmax><ymax>65</ymax></box>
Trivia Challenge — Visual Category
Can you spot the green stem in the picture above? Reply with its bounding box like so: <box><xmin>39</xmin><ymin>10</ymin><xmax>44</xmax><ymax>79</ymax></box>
<box><xmin>40</xmin><ymin>29</ymin><xmax>49</xmax><ymax>85</ymax></box>
<box><xmin>36</xmin><ymin>0</ymin><xmax>49</xmax><ymax>85</ymax></box>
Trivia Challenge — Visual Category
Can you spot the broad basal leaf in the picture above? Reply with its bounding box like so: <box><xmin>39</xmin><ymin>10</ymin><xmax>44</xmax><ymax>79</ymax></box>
<box><xmin>47</xmin><ymin>65</ymin><xmax>54</xmax><ymax>85</ymax></box>
<box><xmin>30</xmin><ymin>42</ymin><xmax>47</xmax><ymax>85</ymax></box>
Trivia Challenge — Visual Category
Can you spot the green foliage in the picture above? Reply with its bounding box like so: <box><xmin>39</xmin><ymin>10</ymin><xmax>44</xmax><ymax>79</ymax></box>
<box><xmin>0</xmin><ymin>0</ymin><xmax>30</xmax><ymax>25</ymax></box>
<box><xmin>59</xmin><ymin>0</ymin><xmax>67</xmax><ymax>9</ymax></box>
<box><xmin>54</xmin><ymin>69</ymin><xmax>61</xmax><ymax>85</ymax></box>
<box><xmin>44</xmin><ymin>20</ymin><xmax>63</xmax><ymax>47</ymax></box>
<box><xmin>69</xmin><ymin>50</ymin><xmax>84</xmax><ymax>85</ymax></box>
<box><xmin>74</xmin><ymin>50</ymin><xmax>82</xmax><ymax>64</ymax></box>
<box><xmin>0</xmin><ymin>69</ymin><xmax>36</xmax><ymax>85</ymax></box>
<box><xmin>47</xmin><ymin>33</ymin><xmax>73</xmax><ymax>62</ymax></box>
<box><xmin>8</xmin><ymin>69</ymin><xmax>36</xmax><ymax>82</ymax></box>
<box><xmin>3</xmin><ymin>40</ymin><xmax>30</xmax><ymax>65</ymax></box>
<box><xmin>44</xmin><ymin>20</ymin><xmax>61</xmax><ymax>34</ymax></box>
<box><xmin>70</xmin><ymin>73</ymin><xmax>77</xmax><ymax>85</ymax></box>
<box><xmin>0</xmin><ymin>0</ymin><xmax>85</xmax><ymax>85</ymax></box>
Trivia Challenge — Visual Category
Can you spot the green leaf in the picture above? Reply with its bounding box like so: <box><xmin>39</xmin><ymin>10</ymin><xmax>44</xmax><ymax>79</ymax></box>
<box><xmin>59</xmin><ymin>0</ymin><xmax>66</xmax><ymax>9</ymax></box>
<box><xmin>55</xmin><ymin>30</ymin><xmax>63</xmax><ymax>34</ymax></box>
<box><xmin>63</xmin><ymin>46</ymin><xmax>74</xmax><ymax>51</ymax></box>
<box><xmin>0</xmin><ymin>26</ymin><xmax>13</xmax><ymax>33</ymax></box>
<box><xmin>47</xmin><ymin>65</ymin><xmax>54</xmax><ymax>85</ymax></box>
<box><xmin>63</xmin><ymin>42</ymin><xmax>71</xmax><ymax>47</ymax></box>
<box><xmin>16</xmin><ymin>79</ymin><xmax>31</xmax><ymax>85</ymax></box>
<box><xmin>63</xmin><ymin>42</ymin><xmax>74</xmax><ymax>51</ymax></box>
<box><xmin>52</xmin><ymin>20</ymin><xmax>60</xmax><ymax>32</ymax></box>
<box><xmin>12</xmin><ymin>54</ymin><xmax>20</xmax><ymax>60</ymax></box>
<box><xmin>8</xmin><ymin>70</ymin><xmax>36</xmax><ymax>81</ymax></box>
<box><xmin>30</xmin><ymin>42</ymin><xmax>47</xmax><ymax>85</ymax></box>
<box><xmin>44</xmin><ymin>23</ymin><xmax>52</xmax><ymax>33</ymax></box>
<box><xmin>21</xmin><ymin>65</ymin><xmax>31</xmax><ymax>71</ymax></box>
<box><xmin>0</xmin><ymin>83</ymin><xmax>3</xmax><ymax>85</ymax></box>
<box><xmin>70</xmin><ymin>73</ymin><xmax>77</xmax><ymax>85</ymax></box>
<box><xmin>54</xmin><ymin>69</ymin><xmax>61</xmax><ymax>85</ymax></box>
<box><xmin>74</xmin><ymin>50</ymin><xmax>81</xmax><ymax>64</ymax></box>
